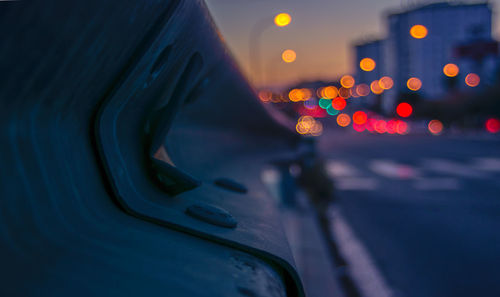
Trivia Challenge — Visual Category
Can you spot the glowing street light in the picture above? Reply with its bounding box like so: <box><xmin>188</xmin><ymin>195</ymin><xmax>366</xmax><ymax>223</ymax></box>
<box><xmin>410</xmin><ymin>25</ymin><xmax>428</xmax><ymax>39</ymax></box>
<box><xmin>249</xmin><ymin>12</ymin><xmax>292</xmax><ymax>85</ymax></box>
<box><xmin>282</xmin><ymin>49</ymin><xmax>296</xmax><ymax>63</ymax></box>
<box><xmin>274</xmin><ymin>13</ymin><xmax>291</xmax><ymax>27</ymax></box>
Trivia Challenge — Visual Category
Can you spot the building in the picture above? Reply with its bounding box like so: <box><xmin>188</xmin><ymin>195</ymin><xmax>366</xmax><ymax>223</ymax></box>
<box><xmin>354</xmin><ymin>1</ymin><xmax>498</xmax><ymax>113</ymax></box>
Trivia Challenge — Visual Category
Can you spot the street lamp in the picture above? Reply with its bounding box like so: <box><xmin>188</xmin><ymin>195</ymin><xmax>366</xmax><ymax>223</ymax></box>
<box><xmin>249</xmin><ymin>12</ymin><xmax>291</xmax><ymax>86</ymax></box>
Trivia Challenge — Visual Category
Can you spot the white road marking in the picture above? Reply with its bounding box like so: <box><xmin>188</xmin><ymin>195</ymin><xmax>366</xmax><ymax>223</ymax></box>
<box><xmin>422</xmin><ymin>159</ymin><xmax>486</xmax><ymax>178</ymax></box>
<box><xmin>472</xmin><ymin>158</ymin><xmax>500</xmax><ymax>172</ymax></box>
<box><xmin>327</xmin><ymin>160</ymin><xmax>359</xmax><ymax>177</ymax></box>
<box><xmin>369</xmin><ymin>160</ymin><xmax>419</xmax><ymax>179</ymax></box>
<box><xmin>335</xmin><ymin>177</ymin><xmax>379</xmax><ymax>190</ymax></box>
<box><xmin>328</xmin><ymin>207</ymin><xmax>394</xmax><ymax>297</ymax></box>
<box><xmin>413</xmin><ymin>177</ymin><xmax>461</xmax><ymax>190</ymax></box>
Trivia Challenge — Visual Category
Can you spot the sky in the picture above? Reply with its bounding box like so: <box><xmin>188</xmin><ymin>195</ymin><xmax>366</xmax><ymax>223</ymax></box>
<box><xmin>205</xmin><ymin>0</ymin><xmax>499</xmax><ymax>88</ymax></box>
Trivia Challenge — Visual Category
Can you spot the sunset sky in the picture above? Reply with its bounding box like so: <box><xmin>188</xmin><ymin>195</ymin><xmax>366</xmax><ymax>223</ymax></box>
<box><xmin>205</xmin><ymin>0</ymin><xmax>500</xmax><ymax>88</ymax></box>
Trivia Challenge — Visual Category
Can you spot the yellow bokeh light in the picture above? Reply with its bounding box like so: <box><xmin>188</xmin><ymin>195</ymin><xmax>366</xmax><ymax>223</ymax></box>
<box><xmin>340</xmin><ymin>75</ymin><xmax>355</xmax><ymax>88</ymax></box>
<box><xmin>378</xmin><ymin>76</ymin><xmax>394</xmax><ymax>90</ymax></box>
<box><xmin>296</xmin><ymin>116</ymin><xmax>322</xmax><ymax>136</ymax></box>
<box><xmin>443</xmin><ymin>63</ymin><xmax>459</xmax><ymax>77</ymax></box>
<box><xmin>274</xmin><ymin>13</ymin><xmax>292</xmax><ymax>27</ymax></box>
<box><xmin>410</xmin><ymin>25</ymin><xmax>428</xmax><ymax>39</ymax></box>
<box><xmin>360</xmin><ymin>58</ymin><xmax>376</xmax><ymax>72</ymax></box>
<box><xmin>337</xmin><ymin>113</ymin><xmax>351</xmax><ymax>127</ymax></box>
<box><xmin>407</xmin><ymin>77</ymin><xmax>422</xmax><ymax>91</ymax></box>
<box><xmin>282</xmin><ymin>49</ymin><xmax>296</xmax><ymax>63</ymax></box>
<box><xmin>370</xmin><ymin>80</ymin><xmax>383</xmax><ymax>95</ymax></box>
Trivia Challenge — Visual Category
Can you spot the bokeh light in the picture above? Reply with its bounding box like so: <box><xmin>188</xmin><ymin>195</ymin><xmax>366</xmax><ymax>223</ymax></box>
<box><xmin>322</xmin><ymin>86</ymin><xmax>338</xmax><ymax>99</ymax></box>
<box><xmin>407</xmin><ymin>77</ymin><xmax>422</xmax><ymax>91</ymax></box>
<box><xmin>338</xmin><ymin>87</ymin><xmax>351</xmax><ymax>99</ymax></box>
<box><xmin>282</xmin><ymin>49</ymin><xmax>296</xmax><ymax>63</ymax></box>
<box><xmin>374</xmin><ymin>120</ymin><xmax>387</xmax><ymax>134</ymax></box>
<box><xmin>356</xmin><ymin>84</ymin><xmax>370</xmax><ymax>96</ymax></box>
<box><xmin>428</xmin><ymin>119</ymin><xmax>444</xmax><ymax>135</ymax></box>
<box><xmin>332</xmin><ymin>97</ymin><xmax>347</xmax><ymax>110</ymax></box>
<box><xmin>296</xmin><ymin>116</ymin><xmax>322</xmax><ymax>136</ymax></box>
<box><xmin>410</xmin><ymin>24</ymin><xmax>428</xmax><ymax>39</ymax></box>
<box><xmin>396</xmin><ymin>120</ymin><xmax>409</xmax><ymax>135</ymax></box>
<box><xmin>396</xmin><ymin>102</ymin><xmax>413</xmax><ymax>118</ymax></box>
<box><xmin>340</xmin><ymin>75</ymin><xmax>355</xmax><ymax>88</ymax></box>
<box><xmin>360</xmin><ymin>58</ymin><xmax>376</xmax><ymax>72</ymax></box>
<box><xmin>378</xmin><ymin>76</ymin><xmax>394</xmax><ymax>90</ymax></box>
<box><xmin>274</xmin><ymin>13</ymin><xmax>291</xmax><ymax>27</ymax></box>
<box><xmin>337</xmin><ymin>113</ymin><xmax>351</xmax><ymax>127</ymax></box>
<box><xmin>443</xmin><ymin>63</ymin><xmax>459</xmax><ymax>77</ymax></box>
<box><xmin>318</xmin><ymin>98</ymin><xmax>331</xmax><ymax>109</ymax></box>
<box><xmin>327</xmin><ymin>105</ymin><xmax>340</xmax><ymax>116</ymax></box>
<box><xmin>353</xmin><ymin>111</ymin><xmax>368</xmax><ymax>125</ymax></box>
<box><xmin>258</xmin><ymin>90</ymin><xmax>272</xmax><ymax>102</ymax></box>
<box><xmin>465</xmin><ymin>73</ymin><xmax>480</xmax><ymax>87</ymax></box>
<box><xmin>485</xmin><ymin>118</ymin><xmax>500</xmax><ymax>133</ymax></box>
<box><xmin>353</xmin><ymin>123</ymin><xmax>366</xmax><ymax>132</ymax></box>
<box><xmin>370</xmin><ymin>80</ymin><xmax>384</xmax><ymax>94</ymax></box>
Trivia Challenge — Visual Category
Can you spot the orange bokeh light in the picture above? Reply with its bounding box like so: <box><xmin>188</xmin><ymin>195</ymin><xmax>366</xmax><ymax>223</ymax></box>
<box><xmin>443</xmin><ymin>63</ymin><xmax>459</xmax><ymax>77</ymax></box>
<box><xmin>465</xmin><ymin>73</ymin><xmax>480</xmax><ymax>87</ymax></box>
<box><xmin>338</xmin><ymin>87</ymin><xmax>351</xmax><ymax>99</ymax></box>
<box><xmin>396</xmin><ymin>102</ymin><xmax>413</xmax><ymax>118</ymax></box>
<box><xmin>356</xmin><ymin>84</ymin><xmax>370</xmax><ymax>96</ymax></box>
<box><xmin>378</xmin><ymin>76</ymin><xmax>394</xmax><ymax>90</ymax></box>
<box><xmin>282</xmin><ymin>49</ymin><xmax>296</xmax><ymax>63</ymax></box>
<box><xmin>340</xmin><ymin>75</ymin><xmax>355</xmax><ymax>88</ymax></box>
<box><xmin>407</xmin><ymin>77</ymin><xmax>422</xmax><ymax>91</ymax></box>
<box><xmin>322</xmin><ymin>86</ymin><xmax>338</xmax><ymax>99</ymax></box>
<box><xmin>428</xmin><ymin>119</ymin><xmax>443</xmax><ymax>135</ymax></box>
<box><xmin>258</xmin><ymin>90</ymin><xmax>272</xmax><ymax>102</ymax></box>
<box><xmin>370</xmin><ymin>80</ymin><xmax>384</xmax><ymax>94</ymax></box>
<box><xmin>353</xmin><ymin>111</ymin><xmax>368</xmax><ymax>125</ymax></box>
<box><xmin>410</xmin><ymin>25</ymin><xmax>428</xmax><ymax>39</ymax></box>
<box><xmin>360</xmin><ymin>58</ymin><xmax>376</xmax><ymax>72</ymax></box>
<box><xmin>337</xmin><ymin>113</ymin><xmax>351</xmax><ymax>127</ymax></box>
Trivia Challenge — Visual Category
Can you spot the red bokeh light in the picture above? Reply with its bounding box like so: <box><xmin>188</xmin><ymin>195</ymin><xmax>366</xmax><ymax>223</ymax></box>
<box><xmin>353</xmin><ymin>111</ymin><xmax>368</xmax><ymax>125</ymax></box>
<box><xmin>396</xmin><ymin>120</ymin><xmax>408</xmax><ymax>135</ymax></box>
<box><xmin>374</xmin><ymin>120</ymin><xmax>387</xmax><ymax>134</ymax></box>
<box><xmin>332</xmin><ymin>97</ymin><xmax>347</xmax><ymax>110</ymax></box>
<box><xmin>396</xmin><ymin>102</ymin><xmax>413</xmax><ymax>118</ymax></box>
<box><xmin>386</xmin><ymin>119</ymin><xmax>397</xmax><ymax>134</ymax></box>
<box><xmin>486</xmin><ymin>118</ymin><xmax>500</xmax><ymax>133</ymax></box>
<box><xmin>353</xmin><ymin>123</ymin><xmax>366</xmax><ymax>132</ymax></box>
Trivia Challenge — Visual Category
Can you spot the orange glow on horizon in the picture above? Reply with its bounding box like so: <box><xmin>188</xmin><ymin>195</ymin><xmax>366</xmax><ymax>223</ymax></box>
<box><xmin>410</xmin><ymin>25</ymin><xmax>428</xmax><ymax>39</ymax></box>
<box><xmin>443</xmin><ymin>63</ymin><xmax>459</xmax><ymax>77</ymax></box>
<box><xmin>360</xmin><ymin>58</ymin><xmax>376</xmax><ymax>72</ymax></box>
<box><xmin>274</xmin><ymin>13</ymin><xmax>292</xmax><ymax>27</ymax></box>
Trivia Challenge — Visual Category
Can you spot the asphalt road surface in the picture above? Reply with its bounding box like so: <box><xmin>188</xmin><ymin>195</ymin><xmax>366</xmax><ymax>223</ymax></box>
<box><xmin>320</xmin><ymin>131</ymin><xmax>500</xmax><ymax>297</ymax></box>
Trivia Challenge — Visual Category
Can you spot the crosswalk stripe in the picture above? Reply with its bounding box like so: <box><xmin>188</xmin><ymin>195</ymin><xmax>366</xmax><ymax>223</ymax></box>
<box><xmin>472</xmin><ymin>158</ymin><xmax>500</xmax><ymax>172</ymax></box>
<box><xmin>421</xmin><ymin>158</ymin><xmax>486</xmax><ymax>178</ymax></box>
<box><xmin>326</xmin><ymin>160</ymin><xmax>359</xmax><ymax>177</ymax></box>
<box><xmin>369</xmin><ymin>159</ymin><xmax>419</xmax><ymax>179</ymax></box>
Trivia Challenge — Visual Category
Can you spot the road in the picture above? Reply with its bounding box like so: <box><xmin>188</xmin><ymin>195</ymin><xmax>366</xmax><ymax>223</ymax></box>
<box><xmin>319</xmin><ymin>131</ymin><xmax>500</xmax><ymax>297</ymax></box>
